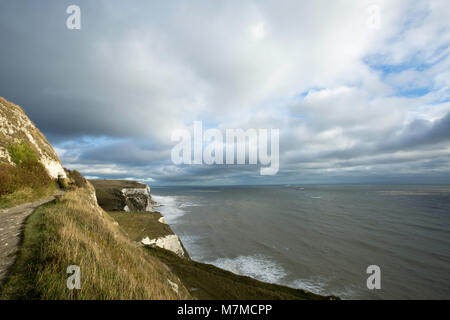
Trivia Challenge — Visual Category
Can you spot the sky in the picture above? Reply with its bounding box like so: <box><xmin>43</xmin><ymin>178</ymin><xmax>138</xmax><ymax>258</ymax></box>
<box><xmin>0</xmin><ymin>0</ymin><xmax>449</xmax><ymax>185</ymax></box>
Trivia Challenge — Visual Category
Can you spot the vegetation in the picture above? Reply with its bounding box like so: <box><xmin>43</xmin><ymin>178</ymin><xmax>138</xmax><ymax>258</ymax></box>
<box><xmin>8</xmin><ymin>141</ymin><xmax>38</xmax><ymax>164</ymax></box>
<box><xmin>0</xmin><ymin>141</ymin><xmax>56</xmax><ymax>209</ymax></box>
<box><xmin>108</xmin><ymin>211</ymin><xmax>190</xmax><ymax>258</ymax></box>
<box><xmin>66</xmin><ymin>169</ymin><xmax>87</xmax><ymax>188</ymax></box>
<box><xmin>109</xmin><ymin>211</ymin><xmax>175</xmax><ymax>240</ymax></box>
<box><xmin>0</xmin><ymin>187</ymin><xmax>191</xmax><ymax>299</ymax></box>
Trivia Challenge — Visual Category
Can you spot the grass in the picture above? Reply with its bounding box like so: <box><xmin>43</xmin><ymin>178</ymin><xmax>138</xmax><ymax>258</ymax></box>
<box><xmin>0</xmin><ymin>183</ymin><xmax>57</xmax><ymax>209</ymax></box>
<box><xmin>108</xmin><ymin>211</ymin><xmax>190</xmax><ymax>258</ymax></box>
<box><xmin>0</xmin><ymin>187</ymin><xmax>192</xmax><ymax>300</ymax></box>
<box><xmin>109</xmin><ymin>211</ymin><xmax>175</xmax><ymax>240</ymax></box>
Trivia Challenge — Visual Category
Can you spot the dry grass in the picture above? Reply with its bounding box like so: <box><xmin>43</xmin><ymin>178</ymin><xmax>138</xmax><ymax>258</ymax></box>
<box><xmin>108</xmin><ymin>211</ymin><xmax>174</xmax><ymax>240</ymax></box>
<box><xmin>0</xmin><ymin>184</ymin><xmax>57</xmax><ymax>209</ymax></box>
<box><xmin>0</xmin><ymin>187</ymin><xmax>193</xmax><ymax>300</ymax></box>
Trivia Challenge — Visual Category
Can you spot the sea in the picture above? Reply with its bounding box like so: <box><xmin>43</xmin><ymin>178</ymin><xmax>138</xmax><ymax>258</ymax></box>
<box><xmin>151</xmin><ymin>185</ymin><xmax>450</xmax><ymax>299</ymax></box>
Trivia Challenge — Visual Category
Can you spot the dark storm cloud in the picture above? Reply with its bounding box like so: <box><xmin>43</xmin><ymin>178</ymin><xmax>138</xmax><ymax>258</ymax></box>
<box><xmin>381</xmin><ymin>112</ymin><xmax>450</xmax><ymax>151</ymax></box>
<box><xmin>79</xmin><ymin>140</ymin><xmax>170</xmax><ymax>166</ymax></box>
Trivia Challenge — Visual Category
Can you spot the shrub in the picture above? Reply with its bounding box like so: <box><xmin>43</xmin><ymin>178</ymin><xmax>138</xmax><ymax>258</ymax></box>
<box><xmin>57</xmin><ymin>175</ymin><xmax>69</xmax><ymax>190</ymax></box>
<box><xmin>71</xmin><ymin>170</ymin><xmax>87</xmax><ymax>188</ymax></box>
<box><xmin>0</xmin><ymin>141</ymin><xmax>53</xmax><ymax>202</ymax></box>
<box><xmin>16</xmin><ymin>159</ymin><xmax>52</xmax><ymax>188</ymax></box>
<box><xmin>0</xmin><ymin>163</ymin><xmax>15</xmax><ymax>195</ymax></box>
<box><xmin>65</xmin><ymin>169</ymin><xmax>87</xmax><ymax>188</ymax></box>
<box><xmin>8</xmin><ymin>141</ymin><xmax>37</xmax><ymax>165</ymax></box>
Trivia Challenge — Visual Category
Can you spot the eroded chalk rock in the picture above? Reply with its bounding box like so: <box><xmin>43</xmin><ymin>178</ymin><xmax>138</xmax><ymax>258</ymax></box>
<box><xmin>167</xmin><ymin>279</ymin><xmax>179</xmax><ymax>294</ymax></box>
<box><xmin>141</xmin><ymin>234</ymin><xmax>185</xmax><ymax>257</ymax></box>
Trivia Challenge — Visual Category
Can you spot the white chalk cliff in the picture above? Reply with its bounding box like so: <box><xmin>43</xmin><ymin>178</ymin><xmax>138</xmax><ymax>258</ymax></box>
<box><xmin>0</xmin><ymin>97</ymin><xmax>66</xmax><ymax>179</ymax></box>
<box><xmin>121</xmin><ymin>185</ymin><xmax>155</xmax><ymax>212</ymax></box>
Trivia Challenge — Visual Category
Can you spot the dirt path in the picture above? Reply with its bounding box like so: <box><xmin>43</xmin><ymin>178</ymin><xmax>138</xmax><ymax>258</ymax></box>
<box><xmin>0</xmin><ymin>191</ymin><xmax>64</xmax><ymax>286</ymax></box>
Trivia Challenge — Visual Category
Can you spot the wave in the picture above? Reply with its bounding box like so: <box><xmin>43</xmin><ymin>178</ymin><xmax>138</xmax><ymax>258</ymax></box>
<box><xmin>291</xmin><ymin>278</ymin><xmax>328</xmax><ymax>295</ymax></box>
<box><xmin>151</xmin><ymin>195</ymin><xmax>186</xmax><ymax>223</ymax></box>
<box><xmin>206</xmin><ymin>254</ymin><xmax>287</xmax><ymax>284</ymax></box>
<box><xmin>179</xmin><ymin>202</ymin><xmax>202</xmax><ymax>208</ymax></box>
<box><xmin>291</xmin><ymin>278</ymin><xmax>356</xmax><ymax>299</ymax></box>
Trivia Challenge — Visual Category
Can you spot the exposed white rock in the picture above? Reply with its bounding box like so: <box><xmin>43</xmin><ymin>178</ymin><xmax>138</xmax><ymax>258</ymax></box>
<box><xmin>158</xmin><ymin>216</ymin><xmax>165</xmax><ymax>224</ymax></box>
<box><xmin>141</xmin><ymin>234</ymin><xmax>185</xmax><ymax>257</ymax></box>
<box><xmin>167</xmin><ymin>279</ymin><xmax>179</xmax><ymax>294</ymax></box>
<box><xmin>121</xmin><ymin>185</ymin><xmax>151</xmax><ymax>196</ymax></box>
<box><xmin>0</xmin><ymin>147</ymin><xmax>11</xmax><ymax>163</ymax></box>
<box><xmin>40</xmin><ymin>157</ymin><xmax>66</xmax><ymax>179</ymax></box>
<box><xmin>124</xmin><ymin>205</ymin><xmax>130</xmax><ymax>212</ymax></box>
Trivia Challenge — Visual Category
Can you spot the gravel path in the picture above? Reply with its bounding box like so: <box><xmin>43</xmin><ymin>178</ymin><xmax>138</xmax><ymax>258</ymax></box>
<box><xmin>0</xmin><ymin>192</ymin><xmax>63</xmax><ymax>287</ymax></box>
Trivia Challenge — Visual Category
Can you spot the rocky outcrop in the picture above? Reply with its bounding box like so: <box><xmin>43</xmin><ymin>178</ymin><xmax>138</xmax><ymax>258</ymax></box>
<box><xmin>141</xmin><ymin>234</ymin><xmax>187</xmax><ymax>258</ymax></box>
<box><xmin>90</xmin><ymin>179</ymin><xmax>189</xmax><ymax>258</ymax></box>
<box><xmin>89</xmin><ymin>180</ymin><xmax>156</xmax><ymax>212</ymax></box>
<box><xmin>121</xmin><ymin>185</ymin><xmax>155</xmax><ymax>212</ymax></box>
<box><xmin>0</xmin><ymin>97</ymin><xmax>66</xmax><ymax>179</ymax></box>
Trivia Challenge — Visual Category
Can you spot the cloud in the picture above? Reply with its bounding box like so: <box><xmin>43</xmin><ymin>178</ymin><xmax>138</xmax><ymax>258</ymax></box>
<box><xmin>0</xmin><ymin>0</ymin><xmax>449</xmax><ymax>184</ymax></box>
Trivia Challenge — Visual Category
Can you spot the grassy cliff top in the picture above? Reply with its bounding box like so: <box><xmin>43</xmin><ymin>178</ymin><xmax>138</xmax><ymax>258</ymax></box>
<box><xmin>89</xmin><ymin>180</ymin><xmax>147</xmax><ymax>190</ymax></box>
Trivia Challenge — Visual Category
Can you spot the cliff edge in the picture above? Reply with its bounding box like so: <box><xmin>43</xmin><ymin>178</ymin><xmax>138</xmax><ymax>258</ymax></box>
<box><xmin>90</xmin><ymin>179</ymin><xmax>188</xmax><ymax>258</ymax></box>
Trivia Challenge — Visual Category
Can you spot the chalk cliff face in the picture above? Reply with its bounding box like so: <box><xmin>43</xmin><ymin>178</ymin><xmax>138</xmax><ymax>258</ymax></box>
<box><xmin>122</xmin><ymin>185</ymin><xmax>155</xmax><ymax>212</ymax></box>
<box><xmin>89</xmin><ymin>180</ymin><xmax>155</xmax><ymax>212</ymax></box>
<box><xmin>0</xmin><ymin>97</ymin><xmax>66</xmax><ymax>179</ymax></box>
